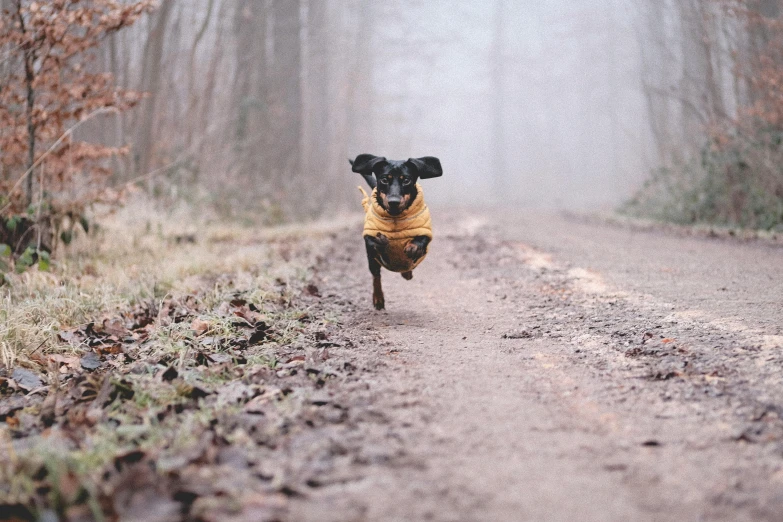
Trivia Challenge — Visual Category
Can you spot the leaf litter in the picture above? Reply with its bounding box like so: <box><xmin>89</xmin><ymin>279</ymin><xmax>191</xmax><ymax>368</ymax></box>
<box><xmin>0</xmin><ymin>228</ymin><xmax>385</xmax><ymax>521</ymax></box>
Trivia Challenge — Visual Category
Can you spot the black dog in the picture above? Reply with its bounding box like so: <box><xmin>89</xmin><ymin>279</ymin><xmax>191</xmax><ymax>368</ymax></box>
<box><xmin>350</xmin><ymin>154</ymin><xmax>443</xmax><ymax>310</ymax></box>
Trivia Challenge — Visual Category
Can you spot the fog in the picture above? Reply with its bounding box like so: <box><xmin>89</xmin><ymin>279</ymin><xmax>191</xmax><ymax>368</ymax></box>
<box><xmin>354</xmin><ymin>1</ymin><xmax>650</xmax><ymax>209</ymax></box>
<box><xmin>63</xmin><ymin>0</ymin><xmax>748</xmax><ymax>219</ymax></box>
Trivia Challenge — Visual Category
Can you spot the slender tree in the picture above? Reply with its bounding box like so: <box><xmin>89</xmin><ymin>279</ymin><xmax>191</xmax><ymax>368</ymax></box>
<box><xmin>491</xmin><ymin>0</ymin><xmax>507</xmax><ymax>198</ymax></box>
<box><xmin>134</xmin><ymin>0</ymin><xmax>172</xmax><ymax>177</ymax></box>
<box><xmin>0</xmin><ymin>0</ymin><xmax>153</xmax><ymax>220</ymax></box>
<box><xmin>269</xmin><ymin>0</ymin><xmax>303</xmax><ymax>194</ymax></box>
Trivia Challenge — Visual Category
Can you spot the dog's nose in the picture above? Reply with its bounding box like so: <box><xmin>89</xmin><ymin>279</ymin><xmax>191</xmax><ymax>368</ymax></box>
<box><xmin>387</xmin><ymin>198</ymin><xmax>401</xmax><ymax>209</ymax></box>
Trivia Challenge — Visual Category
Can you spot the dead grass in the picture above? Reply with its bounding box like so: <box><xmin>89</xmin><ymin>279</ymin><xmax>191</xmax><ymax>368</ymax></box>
<box><xmin>0</xmin><ymin>195</ymin><xmax>357</xmax><ymax>369</ymax></box>
<box><xmin>0</xmin><ymin>196</ymin><xmax>361</xmax><ymax>519</ymax></box>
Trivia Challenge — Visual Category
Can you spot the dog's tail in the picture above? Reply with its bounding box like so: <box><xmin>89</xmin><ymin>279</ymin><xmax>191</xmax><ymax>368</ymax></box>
<box><xmin>348</xmin><ymin>158</ymin><xmax>377</xmax><ymax>190</ymax></box>
<box><xmin>358</xmin><ymin>186</ymin><xmax>371</xmax><ymax>212</ymax></box>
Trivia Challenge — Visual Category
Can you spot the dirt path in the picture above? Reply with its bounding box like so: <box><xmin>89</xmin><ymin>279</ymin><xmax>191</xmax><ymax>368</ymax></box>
<box><xmin>290</xmin><ymin>210</ymin><xmax>783</xmax><ymax>521</ymax></box>
<box><xmin>4</xmin><ymin>210</ymin><xmax>781</xmax><ymax>521</ymax></box>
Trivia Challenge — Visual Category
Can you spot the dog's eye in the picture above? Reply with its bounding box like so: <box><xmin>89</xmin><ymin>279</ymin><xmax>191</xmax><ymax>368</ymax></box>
<box><xmin>402</xmin><ymin>178</ymin><xmax>412</xmax><ymax>186</ymax></box>
<box><xmin>379</xmin><ymin>177</ymin><xmax>388</xmax><ymax>185</ymax></box>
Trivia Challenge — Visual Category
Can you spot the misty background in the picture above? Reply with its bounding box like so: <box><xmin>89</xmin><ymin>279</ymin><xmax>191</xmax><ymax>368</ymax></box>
<box><xmin>35</xmin><ymin>0</ymin><xmax>764</xmax><ymax>217</ymax></box>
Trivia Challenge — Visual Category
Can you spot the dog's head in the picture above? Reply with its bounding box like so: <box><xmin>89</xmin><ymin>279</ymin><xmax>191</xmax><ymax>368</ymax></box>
<box><xmin>350</xmin><ymin>154</ymin><xmax>442</xmax><ymax>216</ymax></box>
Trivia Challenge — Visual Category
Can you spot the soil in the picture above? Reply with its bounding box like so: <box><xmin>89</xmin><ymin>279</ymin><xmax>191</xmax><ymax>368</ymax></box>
<box><xmin>289</xmin><ymin>209</ymin><xmax>783</xmax><ymax>521</ymax></box>
<box><xmin>4</xmin><ymin>209</ymin><xmax>783</xmax><ymax>521</ymax></box>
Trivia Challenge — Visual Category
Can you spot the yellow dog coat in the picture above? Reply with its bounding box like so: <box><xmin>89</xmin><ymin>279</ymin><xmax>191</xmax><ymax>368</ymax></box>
<box><xmin>359</xmin><ymin>184</ymin><xmax>433</xmax><ymax>272</ymax></box>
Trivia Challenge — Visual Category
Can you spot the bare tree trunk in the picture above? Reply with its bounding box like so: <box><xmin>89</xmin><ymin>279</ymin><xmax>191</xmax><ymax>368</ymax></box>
<box><xmin>231</xmin><ymin>0</ymin><xmax>269</xmax><ymax>186</ymax></box>
<box><xmin>491</xmin><ymin>0</ymin><xmax>506</xmax><ymax>198</ymax></box>
<box><xmin>699</xmin><ymin>2</ymin><xmax>727</xmax><ymax>124</ymax></box>
<box><xmin>269</xmin><ymin>0</ymin><xmax>303</xmax><ymax>199</ymax></box>
<box><xmin>185</xmin><ymin>0</ymin><xmax>216</xmax><ymax>148</ymax></box>
<box><xmin>106</xmin><ymin>32</ymin><xmax>129</xmax><ymax>180</ymax></box>
<box><xmin>305</xmin><ymin>0</ymin><xmax>330</xmax><ymax>211</ymax></box>
<box><xmin>23</xmin><ymin>52</ymin><xmax>35</xmax><ymax>208</ymax></box>
<box><xmin>16</xmin><ymin>0</ymin><xmax>36</xmax><ymax>207</ymax></box>
<box><xmin>135</xmin><ymin>0</ymin><xmax>173</xmax><ymax>177</ymax></box>
<box><xmin>197</xmin><ymin>3</ymin><xmax>227</xmax><ymax>144</ymax></box>
<box><xmin>678</xmin><ymin>0</ymin><xmax>709</xmax><ymax>153</ymax></box>
<box><xmin>324</xmin><ymin>0</ymin><xmax>357</xmax><ymax>210</ymax></box>
<box><xmin>606</xmin><ymin>0</ymin><xmax>621</xmax><ymax>187</ymax></box>
<box><xmin>347</xmin><ymin>0</ymin><xmax>374</xmax><ymax>154</ymax></box>
<box><xmin>747</xmin><ymin>0</ymin><xmax>781</xmax><ymax>106</ymax></box>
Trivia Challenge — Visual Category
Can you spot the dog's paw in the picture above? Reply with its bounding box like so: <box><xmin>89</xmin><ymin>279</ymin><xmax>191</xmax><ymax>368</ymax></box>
<box><xmin>404</xmin><ymin>242</ymin><xmax>424</xmax><ymax>260</ymax></box>
<box><xmin>401</xmin><ymin>271</ymin><xmax>413</xmax><ymax>280</ymax></box>
<box><xmin>374</xmin><ymin>233</ymin><xmax>390</xmax><ymax>249</ymax></box>
<box><xmin>373</xmin><ymin>292</ymin><xmax>385</xmax><ymax>310</ymax></box>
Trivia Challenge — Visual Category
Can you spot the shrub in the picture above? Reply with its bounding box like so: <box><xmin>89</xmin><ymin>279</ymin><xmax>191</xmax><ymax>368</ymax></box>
<box><xmin>0</xmin><ymin>0</ymin><xmax>155</xmax><ymax>274</ymax></box>
<box><xmin>624</xmin><ymin>128</ymin><xmax>783</xmax><ymax>231</ymax></box>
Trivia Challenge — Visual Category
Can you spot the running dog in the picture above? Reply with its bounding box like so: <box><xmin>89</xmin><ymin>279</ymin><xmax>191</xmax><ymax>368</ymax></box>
<box><xmin>350</xmin><ymin>154</ymin><xmax>443</xmax><ymax>310</ymax></box>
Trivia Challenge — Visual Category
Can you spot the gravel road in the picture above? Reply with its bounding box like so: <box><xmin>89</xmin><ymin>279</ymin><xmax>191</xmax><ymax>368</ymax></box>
<box><xmin>290</xmin><ymin>210</ymin><xmax>783</xmax><ymax>521</ymax></box>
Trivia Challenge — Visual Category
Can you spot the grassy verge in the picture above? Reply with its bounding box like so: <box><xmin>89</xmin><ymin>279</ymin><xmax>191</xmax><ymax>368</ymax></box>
<box><xmin>0</xmin><ymin>199</ymin><xmax>357</xmax><ymax>520</ymax></box>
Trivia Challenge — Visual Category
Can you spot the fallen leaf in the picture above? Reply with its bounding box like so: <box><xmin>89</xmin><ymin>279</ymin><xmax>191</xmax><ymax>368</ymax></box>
<box><xmin>102</xmin><ymin>317</ymin><xmax>128</xmax><ymax>337</ymax></box>
<box><xmin>48</xmin><ymin>354</ymin><xmax>80</xmax><ymax>370</ymax></box>
<box><xmin>12</xmin><ymin>368</ymin><xmax>42</xmax><ymax>391</ymax></box>
<box><xmin>244</xmin><ymin>388</ymin><xmax>282</xmax><ymax>413</ymax></box>
<box><xmin>191</xmin><ymin>318</ymin><xmax>210</xmax><ymax>336</ymax></box>
<box><xmin>58</xmin><ymin>329</ymin><xmax>80</xmax><ymax>344</ymax></box>
<box><xmin>248</xmin><ymin>326</ymin><xmax>267</xmax><ymax>345</ymax></box>
<box><xmin>96</xmin><ymin>344</ymin><xmax>123</xmax><ymax>355</ymax></box>
<box><xmin>160</xmin><ymin>366</ymin><xmax>178</xmax><ymax>382</ymax></box>
<box><xmin>209</xmin><ymin>353</ymin><xmax>232</xmax><ymax>364</ymax></box>
<box><xmin>0</xmin><ymin>395</ymin><xmax>26</xmax><ymax>418</ymax></box>
<box><xmin>80</xmin><ymin>351</ymin><xmax>101</xmax><ymax>370</ymax></box>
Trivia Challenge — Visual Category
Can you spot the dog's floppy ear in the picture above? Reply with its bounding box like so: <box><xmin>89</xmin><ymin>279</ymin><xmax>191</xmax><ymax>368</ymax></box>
<box><xmin>350</xmin><ymin>154</ymin><xmax>387</xmax><ymax>175</ymax></box>
<box><xmin>406</xmin><ymin>156</ymin><xmax>443</xmax><ymax>179</ymax></box>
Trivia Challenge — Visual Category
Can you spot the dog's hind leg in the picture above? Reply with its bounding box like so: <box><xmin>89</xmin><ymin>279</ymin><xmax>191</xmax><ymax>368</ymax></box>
<box><xmin>365</xmin><ymin>238</ymin><xmax>385</xmax><ymax>310</ymax></box>
<box><xmin>372</xmin><ymin>272</ymin><xmax>384</xmax><ymax>310</ymax></box>
<box><xmin>401</xmin><ymin>271</ymin><xmax>413</xmax><ymax>280</ymax></box>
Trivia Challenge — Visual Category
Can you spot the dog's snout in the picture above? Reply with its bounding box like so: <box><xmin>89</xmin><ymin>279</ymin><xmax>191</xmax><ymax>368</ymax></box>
<box><xmin>387</xmin><ymin>197</ymin><xmax>401</xmax><ymax>208</ymax></box>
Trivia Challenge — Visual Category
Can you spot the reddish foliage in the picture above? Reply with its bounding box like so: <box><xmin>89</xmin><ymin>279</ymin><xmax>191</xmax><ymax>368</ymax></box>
<box><xmin>719</xmin><ymin>1</ymin><xmax>783</xmax><ymax>129</ymax></box>
<box><xmin>0</xmin><ymin>0</ymin><xmax>155</xmax><ymax>244</ymax></box>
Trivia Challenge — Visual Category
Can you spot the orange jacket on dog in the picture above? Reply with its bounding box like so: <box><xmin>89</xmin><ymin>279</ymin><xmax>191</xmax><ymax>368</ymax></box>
<box><xmin>359</xmin><ymin>184</ymin><xmax>433</xmax><ymax>273</ymax></box>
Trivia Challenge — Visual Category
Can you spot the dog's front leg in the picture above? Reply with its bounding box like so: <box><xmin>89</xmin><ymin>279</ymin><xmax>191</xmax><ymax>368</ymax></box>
<box><xmin>404</xmin><ymin>236</ymin><xmax>431</xmax><ymax>261</ymax></box>
<box><xmin>364</xmin><ymin>234</ymin><xmax>388</xmax><ymax>310</ymax></box>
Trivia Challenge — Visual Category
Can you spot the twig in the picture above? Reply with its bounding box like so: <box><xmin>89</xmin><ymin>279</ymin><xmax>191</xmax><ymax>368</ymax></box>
<box><xmin>36</xmin><ymin>162</ymin><xmax>44</xmax><ymax>252</ymax></box>
<box><xmin>29</xmin><ymin>338</ymin><xmax>47</xmax><ymax>355</ymax></box>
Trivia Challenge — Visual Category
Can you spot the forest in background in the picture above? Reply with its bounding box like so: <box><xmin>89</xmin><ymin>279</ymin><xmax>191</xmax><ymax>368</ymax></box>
<box><xmin>630</xmin><ymin>0</ymin><xmax>783</xmax><ymax>229</ymax></box>
<box><xmin>1</xmin><ymin>0</ymin><xmax>783</xmax><ymax>273</ymax></box>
